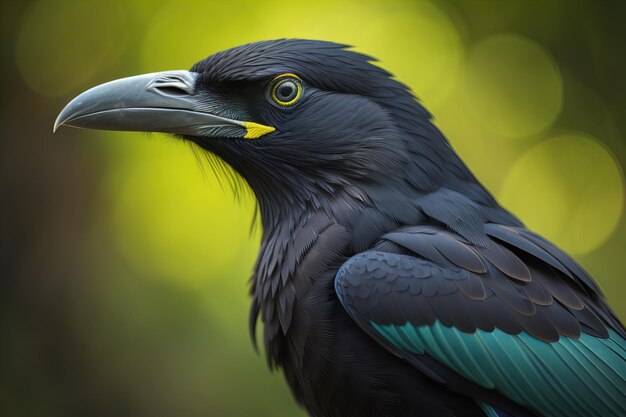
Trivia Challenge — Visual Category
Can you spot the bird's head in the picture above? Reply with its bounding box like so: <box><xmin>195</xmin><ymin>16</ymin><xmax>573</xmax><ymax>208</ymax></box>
<box><xmin>56</xmin><ymin>39</ymin><xmax>473</xmax><ymax>223</ymax></box>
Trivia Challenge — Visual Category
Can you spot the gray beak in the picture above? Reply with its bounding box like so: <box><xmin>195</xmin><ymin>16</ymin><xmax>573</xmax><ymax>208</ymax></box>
<box><xmin>54</xmin><ymin>70</ymin><xmax>274</xmax><ymax>139</ymax></box>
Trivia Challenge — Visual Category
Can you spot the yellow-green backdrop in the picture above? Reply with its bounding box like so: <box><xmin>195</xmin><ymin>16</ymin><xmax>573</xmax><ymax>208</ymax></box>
<box><xmin>1</xmin><ymin>1</ymin><xmax>625</xmax><ymax>416</ymax></box>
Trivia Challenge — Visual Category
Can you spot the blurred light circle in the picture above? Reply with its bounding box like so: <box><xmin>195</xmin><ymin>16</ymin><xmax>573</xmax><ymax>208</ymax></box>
<box><xmin>434</xmin><ymin>82</ymin><xmax>520</xmax><ymax>194</ymax></box>
<box><xmin>140</xmin><ymin>1</ymin><xmax>259</xmax><ymax>71</ymax></box>
<box><xmin>465</xmin><ymin>33</ymin><xmax>563</xmax><ymax>138</ymax></box>
<box><xmin>499</xmin><ymin>133</ymin><xmax>624</xmax><ymax>255</ymax></box>
<box><xmin>16</xmin><ymin>0</ymin><xmax>126</xmax><ymax>97</ymax></box>
<box><xmin>103</xmin><ymin>139</ymin><xmax>259</xmax><ymax>288</ymax></box>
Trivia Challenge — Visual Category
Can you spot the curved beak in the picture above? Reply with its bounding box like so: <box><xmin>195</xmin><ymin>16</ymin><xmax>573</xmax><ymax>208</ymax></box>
<box><xmin>54</xmin><ymin>70</ymin><xmax>274</xmax><ymax>139</ymax></box>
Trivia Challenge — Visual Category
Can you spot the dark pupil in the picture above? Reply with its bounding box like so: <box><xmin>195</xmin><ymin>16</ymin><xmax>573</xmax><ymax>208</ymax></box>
<box><xmin>277</xmin><ymin>81</ymin><xmax>297</xmax><ymax>101</ymax></box>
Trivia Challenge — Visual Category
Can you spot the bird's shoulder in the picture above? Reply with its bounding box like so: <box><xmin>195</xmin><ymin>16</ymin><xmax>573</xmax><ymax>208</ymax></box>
<box><xmin>336</xmin><ymin>222</ymin><xmax>624</xmax><ymax>341</ymax></box>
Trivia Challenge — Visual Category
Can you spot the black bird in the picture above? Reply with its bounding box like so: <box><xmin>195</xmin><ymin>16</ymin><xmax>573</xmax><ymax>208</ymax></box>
<box><xmin>55</xmin><ymin>40</ymin><xmax>626</xmax><ymax>417</ymax></box>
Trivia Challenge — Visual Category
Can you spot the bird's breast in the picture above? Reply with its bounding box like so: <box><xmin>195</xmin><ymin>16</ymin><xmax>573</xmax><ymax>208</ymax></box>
<box><xmin>252</xmin><ymin>211</ymin><xmax>351</xmax><ymax>365</ymax></box>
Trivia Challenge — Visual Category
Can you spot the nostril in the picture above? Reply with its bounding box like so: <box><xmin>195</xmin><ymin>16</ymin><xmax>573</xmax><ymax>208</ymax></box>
<box><xmin>153</xmin><ymin>85</ymin><xmax>190</xmax><ymax>97</ymax></box>
<box><xmin>148</xmin><ymin>76</ymin><xmax>194</xmax><ymax>97</ymax></box>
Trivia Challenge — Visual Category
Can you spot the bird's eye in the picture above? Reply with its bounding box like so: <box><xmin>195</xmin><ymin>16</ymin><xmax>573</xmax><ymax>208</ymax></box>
<box><xmin>270</xmin><ymin>74</ymin><xmax>303</xmax><ymax>107</ymax></box>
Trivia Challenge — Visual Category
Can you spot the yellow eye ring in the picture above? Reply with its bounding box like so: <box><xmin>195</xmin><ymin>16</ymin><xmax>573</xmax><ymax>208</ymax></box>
<box><xmin>270</xmin><ymin>73</ymin><xmax>303</xmax><ymax>106</ymax></box>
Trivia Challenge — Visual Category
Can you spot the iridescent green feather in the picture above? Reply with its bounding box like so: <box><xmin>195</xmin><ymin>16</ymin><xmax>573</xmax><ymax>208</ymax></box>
<box><xmin>373</xmin><ymin>321</ymin><xmax>626</xmax><ymax>417</ymax></box>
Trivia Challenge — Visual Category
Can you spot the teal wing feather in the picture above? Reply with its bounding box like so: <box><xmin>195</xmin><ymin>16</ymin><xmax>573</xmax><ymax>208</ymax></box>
<box><xmin>374</xmin><ymin>321</ymin><xmax>626</xmax><ymax>417</ymax></box>
<box><xmin>480</xmin><ymin>403</ymin><xmax>504</xmax><ymax>417</ymax></box>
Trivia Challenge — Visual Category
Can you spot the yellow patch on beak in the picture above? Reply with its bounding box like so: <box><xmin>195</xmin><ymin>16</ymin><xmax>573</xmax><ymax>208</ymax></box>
<box><xmin>243</xmin><ymin>121</ymin><xmax>276</xmax><ymax>139</ymax></box>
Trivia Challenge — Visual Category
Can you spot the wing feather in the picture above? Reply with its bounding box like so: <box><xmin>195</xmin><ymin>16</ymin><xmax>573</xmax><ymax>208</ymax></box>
<box><xmin>335</xmin><ymin>225</ymin><xmax>626</xmax><ymax>417</ymax></box>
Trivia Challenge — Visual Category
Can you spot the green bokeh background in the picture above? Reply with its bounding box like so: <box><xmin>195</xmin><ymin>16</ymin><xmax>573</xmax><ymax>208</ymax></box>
<box><xmin>1</xmin><ymin>1</ymin><xmax>625</xmax><ymax>416</ymax></box>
